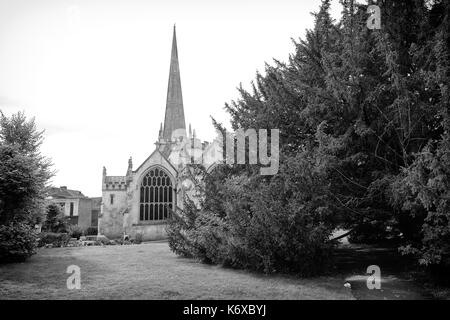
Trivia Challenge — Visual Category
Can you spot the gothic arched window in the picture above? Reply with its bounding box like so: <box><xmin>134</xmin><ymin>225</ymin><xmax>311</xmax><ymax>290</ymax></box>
<box><xmin>139</xmin><ymin>168</ymin><xmax>173</xmax><ymax>221</ymax></box>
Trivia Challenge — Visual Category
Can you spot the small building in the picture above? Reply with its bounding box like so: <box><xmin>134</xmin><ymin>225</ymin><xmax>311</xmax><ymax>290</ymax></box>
<box><xmin>47</xmin><ymin>186</ymin><xmax>100</xmax><ymax>230</ymax></box>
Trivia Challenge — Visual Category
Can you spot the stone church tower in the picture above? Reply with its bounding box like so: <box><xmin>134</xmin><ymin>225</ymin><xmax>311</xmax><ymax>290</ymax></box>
<box><xmin>99</xmin><ymin>26</ymin><xmax>221</xmax><ymax>241</ymax></box>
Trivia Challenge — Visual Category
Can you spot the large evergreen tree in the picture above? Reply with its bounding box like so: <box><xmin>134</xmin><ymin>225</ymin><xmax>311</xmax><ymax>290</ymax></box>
<box><xmin>168</xmin><ymin>0</ymin><xmax>450</xmax><ymax>274</ymax></box>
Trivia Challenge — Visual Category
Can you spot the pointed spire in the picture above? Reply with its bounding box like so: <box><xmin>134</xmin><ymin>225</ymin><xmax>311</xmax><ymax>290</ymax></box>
<box><xmin>158</xmin><ymin>123</ymin><xmax>163</xmax><ymax>140</ymax></box>
<box><xmin>189</xmin><ymin>123</ymin><xmax>192</xmax><ymax>138</ymax></box>
<box><xmin>163</xmin><ymin>25</ymin><xmax>186</xmax><ymax>141</ymax></box>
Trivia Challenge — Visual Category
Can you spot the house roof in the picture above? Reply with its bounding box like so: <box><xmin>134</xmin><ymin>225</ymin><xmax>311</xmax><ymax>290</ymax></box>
<box><xmin>47</xmin><ymin>186</ymin><xmax>86</xmax><ymax>199</ymax></box>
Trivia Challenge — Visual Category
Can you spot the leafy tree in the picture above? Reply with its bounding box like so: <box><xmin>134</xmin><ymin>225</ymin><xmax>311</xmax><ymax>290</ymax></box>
<box><xmin>0</xmin><ymin>111</ymin><xmax>53</xmax><ymax>225</ymax></box>
<box><xmin>0</xmin><ymin>111</ymin><xmax>53</xmax><ymax>262</ymax></box>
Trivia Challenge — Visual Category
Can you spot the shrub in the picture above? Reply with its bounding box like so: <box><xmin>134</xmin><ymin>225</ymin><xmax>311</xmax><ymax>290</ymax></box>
<box><xmin>38</xmin><ymin>232</ymin><xmax>70</xmax><ymax>247</ymax></box>
<box><xmin>348</xmin><ymin>222</ymin><xmax>393</xmax><ymax>244</ymax></box>
<box><xmin>218</xmin><ymin>169</ymin><xmax>335</xmax><ymax>275</ymax></box>
<box><xmin>390</xmin><ymin>138</ymin><xmax>450</xmax><ymax>275</ymax></box>
<box><xmin>133</xmin><ymin>232</ymin><xmax>143</xmax><ymax>244</ymax></box>
<box><xmin>114</xmin><ymin>238</ymin><xmax>132</xmax><ymax>245</ymax></box>
<box><xmin>190</xmin><ymin>211</ymin><xmax>229</xmax><ymax>265</ymax></box>
<box><xmin>96</xmin><ymin>235</ymin><xmax>111</xmax><ymax>245</ymax></box>
<box><xmin>85</xmin><ymin>226</ymin><xmax>98</xmax><ymax>236</ymax></box>
<box><xmin>167</xmin><ymin>158</ymin><xmax>336</xmax><ymax>276</ymax></box>
<box><xmin>167</xmin><ymin>197</ymin><xmax>197</xmax><ymax>258</ymax></box>
<box><xmin>67</xmin><ymin>225</ymin><xmax>83</xmax><ymax>239</ymax></box>
<box><xmin>0</xmin><ymin>222</ymin><xmax>38</xmax><ymax>263</ymax></box>
<box><xmin>42</xmin><ymin>203</ymin><xmax>68</xmax><ymax>233</ymax></box>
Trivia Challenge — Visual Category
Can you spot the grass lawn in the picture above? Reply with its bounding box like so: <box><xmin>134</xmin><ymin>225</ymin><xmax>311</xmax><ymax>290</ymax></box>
<box><xmin>0</xmin><ymin>242</ymin><xmax>354</xmax><ymax>300</ymax></box>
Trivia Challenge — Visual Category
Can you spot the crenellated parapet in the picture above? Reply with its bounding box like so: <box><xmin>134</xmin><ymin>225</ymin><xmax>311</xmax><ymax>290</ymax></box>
<box><xmin>103</xmin><ymin>175</ymin><xmax>127</xmax><ymax>191</ymax></box>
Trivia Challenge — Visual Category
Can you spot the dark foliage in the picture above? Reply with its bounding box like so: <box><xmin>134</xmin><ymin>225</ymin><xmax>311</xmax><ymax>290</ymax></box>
<box><xmin>38</xmin><ymin>232</ymin><xmax>70</xmax><ymax>247</ymax></box>
<box><xmin>0</xmin><ymin>112</ymin><xmax>53</xmax><ymax>225</ymax></box>
<box><xmin>0</xmin><ymin>112</ymin><xmax>53</xmax><ymax>262</ymax></box>
<box><xmin>168</xmin><ymin>0</ymin><xmax>450</xmax><ymax>276</ymax></box>
<box><xmin>85</xmin><ymin>226</ymin><xmax>98</xmax><ymax>236</ymax></box>
<box><xmin>67</xmin><ymin>225</ymin><xmax>83</xmax><ymax>239</ymax></box>
<box><xmin>42</xmin><ymin>203</ymin><xmax>68</xmax><ymax>233</ymax></box>
<box><xmin>0</xmin><ymin>222</ymin><xmax>38</xmax><ymax>262</ymax></box>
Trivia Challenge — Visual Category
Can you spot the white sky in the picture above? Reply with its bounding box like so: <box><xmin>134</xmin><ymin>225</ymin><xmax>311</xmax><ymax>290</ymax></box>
<box><xmin>0</xmin><ymin>0</ymin><xmax>342</xmax><ymax>197</ymax></box>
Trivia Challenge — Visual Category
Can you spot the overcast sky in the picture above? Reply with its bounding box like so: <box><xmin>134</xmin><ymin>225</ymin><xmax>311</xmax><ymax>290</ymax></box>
<box><xmin>0</xmin><ymin>0</ymin><xmax>343</xmax><ymax>197</ymax></box>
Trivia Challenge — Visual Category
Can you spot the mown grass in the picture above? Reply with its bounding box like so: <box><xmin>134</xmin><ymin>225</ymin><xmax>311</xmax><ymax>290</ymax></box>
<box><xmin>0</xmin><ymin>242</ymin><xmax>353</xmax><ymax>300</ymax></box>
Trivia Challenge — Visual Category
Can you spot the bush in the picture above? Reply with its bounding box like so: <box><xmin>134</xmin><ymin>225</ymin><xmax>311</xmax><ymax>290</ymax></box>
<box><xmin>190</xmin><ymin>211</ymin><xmax>229</xmax><ymax>265</ymax></box>
<box><xmin>167</xmin><ymin>220</ymin><xmax>193</xmax><ymax>257</ymax></box>
<box><xmin>67</xmin><ymin>225</ymin><xmax>83</xmax><ymax>239</ymax></box>
<box><xmin>348</xmin><ymin>222</ymin><xmax>394</xmax><ymax>244</ymax></box>
<box><xmin>38</xmin><ymin>232</ymin><xmax>70</xmax><ymax>247</ymax></box>
<box><xmin>96</xmin><ymin>235</ymin><xmax>111</xmax><ymax>245</ymax></box>
<box><xmin>0</xmin><ymin>222</ymin><xmax>38</xmax><ymax>263</ymax></box>
<box><xmin>167</xmin><ymin>159</ymin><xmax>335</xmax><ymax>276</ymax></box>
<box><xmin>217</xmin><ymin>169</ymin><xmax>335</xmax><ymax>275</ymax></box>
<box><xmin>133</xmin><ymin>232</ymin><xmax>143</xmax><ymax>244</ymax></box>
<box><xmin>85</xmin><ymin>226</ymin><xmax>98</xmax><ymax>236</ymax></box>
<box><xmin>114</xmin><ymin>238</ymin><xmax>132</xmax><ymax>245</ymax></box>
<box><xmin>42</xmin><ymin>203</ymin><xmax>68</xmax><ymax>233</ymax></box>
<box><xmin>167</xmin><ymin>197</ymin><xmax>198</xmax><ymax>258</ymax></box>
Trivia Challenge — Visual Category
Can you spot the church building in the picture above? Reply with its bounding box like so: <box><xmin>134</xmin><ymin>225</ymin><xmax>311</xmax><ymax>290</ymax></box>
<box><xmin>99</xmin><ymin>26</ymin><xmax>221</xmax><ymax>241</ymax></box>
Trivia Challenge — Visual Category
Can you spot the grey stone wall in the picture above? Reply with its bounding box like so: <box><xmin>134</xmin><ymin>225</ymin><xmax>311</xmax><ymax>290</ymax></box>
<box><xmin>99</xmin><ymin>190</ymin><xmax>127</xmax><ymax>238</ymax></box>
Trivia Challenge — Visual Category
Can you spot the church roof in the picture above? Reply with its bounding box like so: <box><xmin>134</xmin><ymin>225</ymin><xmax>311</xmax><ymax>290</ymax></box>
<box><xmin>163</xmin><ymin>25</ymin><xmax>186</xmax><ymax>141</ymax></box>
<box><xmin>133</xmin><ymin>147</ymin><xmax>178</xmax><ymax>175</ymax></box>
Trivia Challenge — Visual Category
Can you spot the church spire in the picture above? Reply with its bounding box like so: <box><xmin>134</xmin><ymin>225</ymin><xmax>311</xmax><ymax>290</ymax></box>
<box><xmin>163</xmin><ymin>25</ymin><xmax>186</xmax><ymax>141</ymax></box>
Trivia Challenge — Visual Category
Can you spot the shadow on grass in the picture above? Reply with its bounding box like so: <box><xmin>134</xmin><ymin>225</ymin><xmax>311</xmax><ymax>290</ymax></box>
<box><xmin>332</xmin><ymin>244</ymin><xmax>441</xmax><ymax>300</ymax></box>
